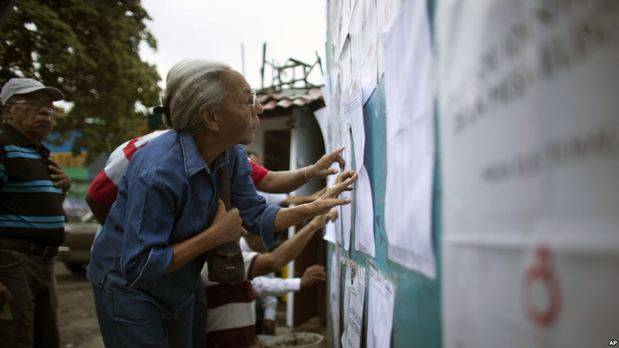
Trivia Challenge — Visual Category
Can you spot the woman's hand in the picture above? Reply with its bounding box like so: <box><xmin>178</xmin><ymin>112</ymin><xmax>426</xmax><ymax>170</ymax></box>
<box><xmin>209</xmin><ymin>200</ymin><xmax>242</xmax><ymax>246</ymax></box>
<box><xmin>308</xmin><ymin>209</ymin><xmax>339</xmax><ymax>230</ymax></box>
<box><xmin>309</xmin><ymin>187</ymin><xmax>327</xmax><ymax>201</ymax></box>
<box><xmin>309</xmin><ymin>170</ymin><xmax>358</xmax><ymax>215</ymax></box>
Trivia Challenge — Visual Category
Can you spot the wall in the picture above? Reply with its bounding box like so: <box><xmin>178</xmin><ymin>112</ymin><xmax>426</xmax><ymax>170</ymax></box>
<box><xmin>325</xmin><ymin>85</ymin><xmax>442</xmax><ymax>347</ymax></box>
<box><xmin>324</xmin><ymin>0</ymin><xmax>619</xmax><ymax>347</ymax></box>
<box><xmin>437</xmin><ymin>1</ymin><xmax>619</xmax><ymax>346</ymax></box>
<box><xmin>324</xmin><ymin>1</ymin><xmax>442</xmax><ymax>347</ymax></box>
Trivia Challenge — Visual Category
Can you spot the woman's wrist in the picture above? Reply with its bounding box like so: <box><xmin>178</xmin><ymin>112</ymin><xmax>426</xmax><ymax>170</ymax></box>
<box><xmin>201</xmin><ymin>225</ymin><xmax>222</xmax><ymax>251</ymax></box>
<box><xmin>303</xmin><ymin>165</ymin><xmax>314</xmax><ymax>181</ymax></box>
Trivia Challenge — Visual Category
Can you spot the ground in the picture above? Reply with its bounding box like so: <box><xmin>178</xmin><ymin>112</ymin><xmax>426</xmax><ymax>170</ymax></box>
<box><xmin>56</xmin><ymin>262</ymin><xmax>103</xmax><ymax>348</ymax></box>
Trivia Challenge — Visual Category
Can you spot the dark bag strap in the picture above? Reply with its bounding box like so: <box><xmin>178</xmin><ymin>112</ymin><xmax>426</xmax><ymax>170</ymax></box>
<box><xmin>219</xmin><ymin>165</ymin><xmax>231</xmax><ymax>209</ymax></box>
<box><xmin>207</xmin><ymin>157</ymin><xmax>245</xmax><ymax>284</ymax></box>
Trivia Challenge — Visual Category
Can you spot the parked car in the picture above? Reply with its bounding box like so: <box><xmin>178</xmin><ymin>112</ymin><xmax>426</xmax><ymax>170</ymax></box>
<box><xmin>58</xmin><ymin>213</ymin><xmax>99</xmax><ymax>273</ymax></box>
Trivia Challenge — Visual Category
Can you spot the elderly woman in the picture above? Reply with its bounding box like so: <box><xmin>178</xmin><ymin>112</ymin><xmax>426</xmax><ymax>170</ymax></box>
<box><xmin>87</xmin><ymin>59</ymin><xmax>356</xmax><ymax>347</ymax></box>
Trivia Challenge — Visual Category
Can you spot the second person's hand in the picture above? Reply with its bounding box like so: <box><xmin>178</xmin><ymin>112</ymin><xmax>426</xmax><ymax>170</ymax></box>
<box><xmin>309</xmin><ymin>170</ymin><xmax>358</xmax><ymax>215</ymax></box>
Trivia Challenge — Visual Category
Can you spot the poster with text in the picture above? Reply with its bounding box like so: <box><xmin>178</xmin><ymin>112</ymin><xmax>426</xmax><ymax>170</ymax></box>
<box><xmin>438</xmin><ymin>1</ymin><xmax>619</xmax><ymax>346</ymax></box>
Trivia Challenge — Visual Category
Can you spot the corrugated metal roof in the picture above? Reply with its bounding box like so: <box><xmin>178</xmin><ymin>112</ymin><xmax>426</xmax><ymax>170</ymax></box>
<box><xmin>257</xmin><ymin>87</ymin><xmax>324</xmax><ymax>117</ymax></box>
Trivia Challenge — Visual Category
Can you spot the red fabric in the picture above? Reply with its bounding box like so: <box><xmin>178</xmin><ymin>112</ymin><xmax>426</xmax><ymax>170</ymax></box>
<box><xmin>86</xmin><ymin>171</ymin><xmax>118</xmax><ymax>208</ymax></box>
<box><xmin>205</xmin><ymin>281</ymin><xmax>255</xmax><ymax>309</ymax></box>
<box><xmin>122</xmin><ymin>138</ymin><xmax>140</xmax><ymax>160</ymax></box>
<box><xmin>249</xmin><ymin>159</ymin><xmax>268</xmax><ymax>185</ymax></box>
<box><xmin>206</xmin><ymin>325</ymin><xmax>257</xmax><ymax>348</ymax></box>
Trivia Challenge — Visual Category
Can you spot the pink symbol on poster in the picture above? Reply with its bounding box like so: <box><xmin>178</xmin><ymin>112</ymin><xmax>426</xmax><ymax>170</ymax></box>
<box><xmin>522</xmin><ymin>246</ymin><xmax>562</xmax><ymax>327</ymax></box>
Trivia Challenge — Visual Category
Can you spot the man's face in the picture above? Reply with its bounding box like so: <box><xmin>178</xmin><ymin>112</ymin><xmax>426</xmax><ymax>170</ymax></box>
<box><xmin>6</xmin><ymin>91</ymin><xmax>55</xmax><ymax>142</ymax></box>
<box><xmin>216</xmin><ymin>70</ymin><xmax>263</xmax><ymax>145</ymax></box>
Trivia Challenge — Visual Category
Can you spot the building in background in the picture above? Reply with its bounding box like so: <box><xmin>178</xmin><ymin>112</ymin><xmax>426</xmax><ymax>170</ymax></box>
<box><xmin>247</xmin><ymin>79</ymin><xmax>328</xmax><ymax>328</ymax></box>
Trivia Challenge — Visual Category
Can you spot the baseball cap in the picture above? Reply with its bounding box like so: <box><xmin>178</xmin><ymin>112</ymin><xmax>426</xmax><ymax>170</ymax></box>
<box><xmin>0</xmin><ymin>78</ymin><xmax>64</xmax><ymax>105</ymax></box>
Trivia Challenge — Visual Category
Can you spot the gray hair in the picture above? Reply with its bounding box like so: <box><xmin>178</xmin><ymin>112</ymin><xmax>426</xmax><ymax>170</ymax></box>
<box><xmin>164</xmin><ymin>59</ymin><xmax>232</xmax><ymax>132</ymax></box>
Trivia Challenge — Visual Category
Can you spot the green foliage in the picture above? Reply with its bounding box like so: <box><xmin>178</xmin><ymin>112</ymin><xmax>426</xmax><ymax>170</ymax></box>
<box><xmin>0</xmin><ymin>0</ymin><xmax>161</xmax><ymax>160</ymax></box>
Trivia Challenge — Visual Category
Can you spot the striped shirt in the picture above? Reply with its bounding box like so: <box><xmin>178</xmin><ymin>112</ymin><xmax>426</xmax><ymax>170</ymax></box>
<box><xmin>201</xmin><ymin>251</ymin><xmax>259</xmax><ymax>348</ymax></box>
<box><xmin>0</xmin><ymin>124</ymin><xmax>65</xmax><ymax>246</ymax></box>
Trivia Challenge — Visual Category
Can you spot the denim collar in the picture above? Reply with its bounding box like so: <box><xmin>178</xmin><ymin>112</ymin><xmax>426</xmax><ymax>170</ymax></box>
<box><xmin>178</xmin><ymin>131</ymin><xmax>228</xmax><ymax>177</ymax></box>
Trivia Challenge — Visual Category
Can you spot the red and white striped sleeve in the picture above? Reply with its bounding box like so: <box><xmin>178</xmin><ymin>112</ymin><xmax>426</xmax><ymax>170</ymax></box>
<box><xmin>87</xmin><ymin>130</ymin><xmax>168</xmax><ymax>210</ymax></box>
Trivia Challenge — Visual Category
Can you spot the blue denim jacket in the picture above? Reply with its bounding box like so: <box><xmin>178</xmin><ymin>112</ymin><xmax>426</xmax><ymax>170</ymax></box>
<box><xmin>87</xmin><ymin>130</ymin><xmax>280</xmax><ymax>309</ymax></box>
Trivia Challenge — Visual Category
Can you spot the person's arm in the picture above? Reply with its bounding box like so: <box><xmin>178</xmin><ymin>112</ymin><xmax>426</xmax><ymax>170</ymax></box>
<box><xmin>167</xmin><ymin>200</ymin><xmax>242</xmax><ymax>273</ymax></box>
<box><xmin>282</xmin><ymin>187</ymin><xmax>327</xmax><ymax>206</ymax></box>
<box><xmin>258</xmin><ymin>191</ymin><xmax>288</xmax><ymax>206</ymax></box>
<box><xmin>122</xmin><ymin>170</ymin><xmax>241</xmax><ymax>288</ymax></box>
<box><xmin>242</xmin><ymin>232</ymin><xmax>267</xmax><ymax>253</ymax></box>
<box><xmin>250</xmin><ymin>212</ymin><xmax>336</xmax><ymax>277</ymax></box>
<box><xmin>272</xmin><ymin>170</ymin><xmax>356</xmax><ymax>231</ymax></box>
<box><xmin>85</xmin><ymin>169</ymin><xmax>122</xmax><ymax>224</ymax></box>
<box><xmin>230</xmin><ymin>147</ymin><xmax>282</xmax><ymax>250</ymax></box>
<box><xmin>251</xmin><ymin>265</ymin><xmax>326</xmax><ymax>297</ymax></box>
<box><xmin>251</xmin><ymin>277</ymin><xmax>301</xmax><ymax>297</ymax></box>
<box><xmin>230</xmin><ymin>146</ymin><xmax>355</xmax><ymax>249</ymax></box>
<box><xmin>255</xmin><ymin>147</ymin><xmax>345</xmax><ymax>193</ymax></box>
<box><xmin>85</xmin><ymin>137</ymin><xmax>143</xmax><ymax>224</ymax></box>
<box><xmin>259</xmin><ymin>187</ymin><xmax>326</xmax><ymax>207</ymax></box>
<box><xmin>85</xmin><ymin>194</ymin><xmax>109</xmax><ymax>224</ymax></box>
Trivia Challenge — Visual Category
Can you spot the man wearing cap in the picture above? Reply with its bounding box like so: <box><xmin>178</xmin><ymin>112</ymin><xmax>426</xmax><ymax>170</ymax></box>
<box><xmin>0</xmin><ymin>78</ymin><xmax>70</xmax><ymax>347</ymax></box>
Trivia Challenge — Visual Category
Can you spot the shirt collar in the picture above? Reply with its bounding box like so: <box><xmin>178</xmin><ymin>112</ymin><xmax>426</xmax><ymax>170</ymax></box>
<box><xmin>0</xmin><ymin>123</ymin><xmax>50</xmax><ymax>157</ymax></box>
<box><xmin>178</xmin><ymin>131</ymin><xmax>228</xmax><ymax>177</ymax></box>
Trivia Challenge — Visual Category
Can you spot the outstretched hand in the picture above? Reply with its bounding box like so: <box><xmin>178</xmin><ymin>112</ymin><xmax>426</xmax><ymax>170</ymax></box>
<box><xmin>300</xmin><ymin>265</ymin><xmax>326</xmax><ymax>288</ymax></box>
<box><xmin>326</xmin><ymin>208</ymin><xmax>339</xmax><ymax>222</ymax></box>
<box><xmin>309</xmin><ymin>209</ymin><xmax>339</xmax><ymax>230</ymax></box>
<box><xmin>308</xmin><ymin>147</ymin><xmax>346</xmax><ymax>179</ymax></box>
<box><xmin>310</xmin><ymin>170</ymin><xmax>358</xmax><ymax>215</ymax></box>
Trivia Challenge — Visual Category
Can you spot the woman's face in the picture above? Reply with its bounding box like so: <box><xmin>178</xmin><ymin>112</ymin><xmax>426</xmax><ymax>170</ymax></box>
<box><xmin>216</xmin><ymin>70</ymin><xmax>263</xmax><ymax>145</ymax></box>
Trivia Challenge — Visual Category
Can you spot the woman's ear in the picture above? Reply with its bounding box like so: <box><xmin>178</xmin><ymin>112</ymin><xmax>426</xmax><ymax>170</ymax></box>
<box><xmin>198</xmin><ymin>104</ymin><xmax>220</xmax><ymax>132</ymax></box>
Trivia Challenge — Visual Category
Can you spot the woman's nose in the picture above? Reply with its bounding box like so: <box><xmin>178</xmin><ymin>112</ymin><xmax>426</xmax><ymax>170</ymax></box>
<box><xmin>255</xmin><ymin>101</ymin><xmax>264</xmax><ymax>116</ymax></box>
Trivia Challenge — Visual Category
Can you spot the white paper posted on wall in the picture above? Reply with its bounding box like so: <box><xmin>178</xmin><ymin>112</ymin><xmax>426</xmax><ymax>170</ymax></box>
<box><xmin>324</xmin><ymin>171</ymin><xmax>339</xmax><ymax>245</ymax></box>
<box><xmin>342</xmin><ymin>264</ymin><xmax>366</xmax><ymax>348</ymax></box>
<box><xmin>329</xmin><ymin>249</ymin><xmax>341</xmax><ymax>348</ymax></box>
<box><xmin>350</xmin><ymin>0</ymin><xmax>378</xmax><ymax>104</ymax></box>
<box><xmin>340</xmin><ymin>124</ymin><xmax>353</xmax><ymax>250</ymax></box>
<box><xmin>382</xmin><ymin>0</ymin><xmax>436</xmax><ymax>278</ymax></box>
<box><xmin>343</xmin><ymin>89</ymin><xmax>365</xmax><ymax>169</ymax></box>
<box><xmin>354</xmin><ymin>166</ymin><xmax>375</xmax><ymax>257</ymax></box>
<box><xmin>366</xmin><ymin>267</ymin><xmax>395</xmax><ymax>348</ymax></box>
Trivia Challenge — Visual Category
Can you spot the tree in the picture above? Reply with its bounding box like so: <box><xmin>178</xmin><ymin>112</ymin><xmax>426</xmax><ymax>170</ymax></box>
<box><xmin>0</xmin><ymin>0</ymin><xmax>161</xmax><ymax>160</ymax></box>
